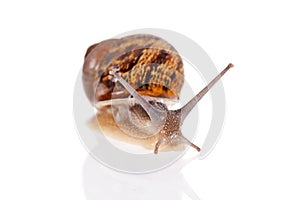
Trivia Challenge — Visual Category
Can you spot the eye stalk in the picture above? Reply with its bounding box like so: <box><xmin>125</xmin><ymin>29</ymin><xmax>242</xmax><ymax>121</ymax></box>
<box><xmin>179</xmin><ymin>63</ymin><xmax>234</xmax><ymax>121</ymax></box>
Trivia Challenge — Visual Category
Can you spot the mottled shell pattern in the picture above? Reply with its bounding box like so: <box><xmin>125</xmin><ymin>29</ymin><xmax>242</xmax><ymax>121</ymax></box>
<box><xmin>82</xmin><ymin>34</ymin><xmax>184</xmax><ymax>106</ymax></box>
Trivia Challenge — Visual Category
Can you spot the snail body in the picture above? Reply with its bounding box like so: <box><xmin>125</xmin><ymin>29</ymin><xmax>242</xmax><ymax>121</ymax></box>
<box><xmin>82</xmin><ymin>34</ymin><xmax>233</xmax><ymax>154</ymax></box>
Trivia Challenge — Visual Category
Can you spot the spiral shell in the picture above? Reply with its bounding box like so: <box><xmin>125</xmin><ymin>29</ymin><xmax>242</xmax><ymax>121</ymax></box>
<box><xmin>82</xmin><ymin>34</ymin><xmax>184</xmax><ymax>106</ymax></box>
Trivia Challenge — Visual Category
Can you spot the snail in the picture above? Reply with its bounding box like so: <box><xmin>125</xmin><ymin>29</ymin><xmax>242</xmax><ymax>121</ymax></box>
<box><xmin>82</xmin><ymin>34</ymin><xmax>233</xmax><ymax>154</ymax></box>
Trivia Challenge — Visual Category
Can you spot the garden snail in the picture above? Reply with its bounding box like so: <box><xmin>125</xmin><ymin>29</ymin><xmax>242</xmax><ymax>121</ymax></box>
<box><xmin>82</xmin><ymin>34</ymin><xmax>233</xmax><ymax>154</ymax></box>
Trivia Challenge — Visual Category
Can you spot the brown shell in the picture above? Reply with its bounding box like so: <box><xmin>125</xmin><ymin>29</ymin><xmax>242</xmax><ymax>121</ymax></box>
<box><xmin>82</xmin><ymin>34</ymin><xmax>184</xmax><ymax>104</ymax></box>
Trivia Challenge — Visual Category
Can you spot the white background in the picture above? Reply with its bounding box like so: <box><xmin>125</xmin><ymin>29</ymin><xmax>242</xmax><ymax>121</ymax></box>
<box><xmin>1</xmin><ymin>0</ymin><xmax>299</xmax><ymax>199</ymax></box>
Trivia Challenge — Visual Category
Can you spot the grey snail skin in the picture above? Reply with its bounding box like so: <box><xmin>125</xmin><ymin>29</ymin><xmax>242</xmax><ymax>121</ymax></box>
<box><xmin>82</xmin><ymin>34</ymin><xmax>233</xmax><ymax>154</ymax></box>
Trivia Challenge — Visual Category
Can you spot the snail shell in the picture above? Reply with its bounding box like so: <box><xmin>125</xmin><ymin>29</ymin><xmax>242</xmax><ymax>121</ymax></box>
<box><xmin>83</xmin><ymin>34</ymin><xmax>184</xmax><ymax>105</ymax></box>
<box><xmin>83</xmin><ymin>34</ymin><xmax>185</xmax><ymax>152</ymax></box>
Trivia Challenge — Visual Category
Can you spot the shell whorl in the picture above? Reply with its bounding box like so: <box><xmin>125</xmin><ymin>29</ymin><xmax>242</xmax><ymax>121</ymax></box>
<box><xmin>82</xmin><ymin>34</ymin><xmax>184</xmax><ymax>105</ymax></box>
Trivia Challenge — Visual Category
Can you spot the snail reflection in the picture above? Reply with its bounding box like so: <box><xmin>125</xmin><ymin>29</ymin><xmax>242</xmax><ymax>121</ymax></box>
<box><xmin>82</xmin><ymin>34</ymin><xmax>233</xmax><ymax>154</ymax></box>
<box><xmin>83</xmin><ymin>154</ymin><xmax>202</xmax><ymax>200</ymax></box>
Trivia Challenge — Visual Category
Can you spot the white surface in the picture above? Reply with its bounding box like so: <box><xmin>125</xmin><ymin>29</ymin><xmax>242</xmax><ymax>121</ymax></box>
<box><xmin>1</xmin><ymin>0</ymin><xmax>300</xmax><ymax>199</ymax></box>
